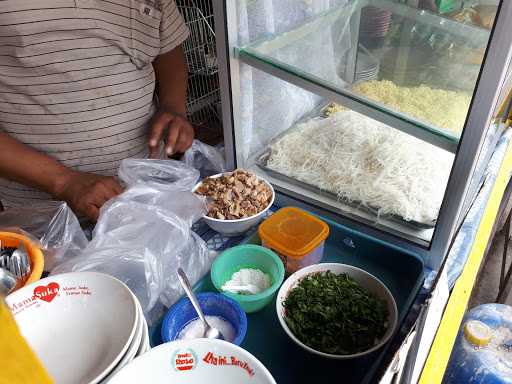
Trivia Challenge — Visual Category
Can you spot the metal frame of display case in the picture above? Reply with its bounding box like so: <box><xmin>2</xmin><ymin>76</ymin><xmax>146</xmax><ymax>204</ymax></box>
<box><xmin>213</xmin><ymin>1</ymin><xmax>512</xmax><ymax>383</ymax></box>
<box><xmin>416</xmin><ymin>143</ymin><xmax>512</xmax><ymax>384</ymax></box>
<box><xmin>213</xmin><ymin>0</ymin><xmax>512</xmax><ymax>272</ymax></box>
<box><xmin>459</xmin><ymin>67</ymin><xmax>512</xmax><ymax>227</ymax></box>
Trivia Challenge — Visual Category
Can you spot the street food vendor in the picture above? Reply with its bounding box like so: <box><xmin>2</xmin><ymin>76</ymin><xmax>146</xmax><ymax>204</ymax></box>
<box><xmin>0</xmin><ymin>0</ymin><xmax>194</xmax><ymax>221</ymax></box>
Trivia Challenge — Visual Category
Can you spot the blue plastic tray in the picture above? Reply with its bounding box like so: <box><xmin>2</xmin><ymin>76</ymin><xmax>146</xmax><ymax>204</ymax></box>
<box><xmin>154</xmin><ymin>214</ymin><xmax>424</xmax><ymax>383</ymax></box>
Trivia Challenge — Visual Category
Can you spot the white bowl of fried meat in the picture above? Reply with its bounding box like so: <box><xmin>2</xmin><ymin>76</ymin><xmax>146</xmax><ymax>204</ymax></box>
<box><xmin>193</xmin><ymin>170</ymin><xmax>275</xmax><ymax>236</ymax></box>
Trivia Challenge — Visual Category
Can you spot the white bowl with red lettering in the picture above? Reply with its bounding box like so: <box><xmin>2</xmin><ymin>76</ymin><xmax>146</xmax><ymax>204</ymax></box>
<box><xmin>6</xmin><ymin>271</ymin><xmax>139</xmax><ymax>384</ymax></box>
<box><xmin>109</xmin><ymin>339</ymin><xmax>276</xmax><ymax>384</ymax></box>
<box><xmin>193</xmin><ymin>172</ymin><xmax>275</xmax><ymax>236</ymax></box>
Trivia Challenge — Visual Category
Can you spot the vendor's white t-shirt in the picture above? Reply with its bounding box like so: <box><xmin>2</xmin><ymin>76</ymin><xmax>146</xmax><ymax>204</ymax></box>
<box><xmin>0</xmin><ymin>0</ymin><xmax>189</xmax><ymax>208</ymax></box>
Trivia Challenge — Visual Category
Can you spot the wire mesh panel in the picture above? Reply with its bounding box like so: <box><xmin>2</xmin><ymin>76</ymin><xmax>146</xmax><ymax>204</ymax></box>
<box><xmin>177</xmin><ymin>0</ymin><xmax>221</xmax><ymax>143</ymax></box>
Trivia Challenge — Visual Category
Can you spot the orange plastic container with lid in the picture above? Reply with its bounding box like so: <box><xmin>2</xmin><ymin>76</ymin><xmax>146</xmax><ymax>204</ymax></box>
<box><xmin>258</xmin><ymin>207</ymin><xmax>329</xmax><ymax>274</ymax></box>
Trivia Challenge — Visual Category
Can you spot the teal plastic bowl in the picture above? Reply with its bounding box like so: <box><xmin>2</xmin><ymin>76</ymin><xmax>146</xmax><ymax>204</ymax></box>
<box><xmin>211</xmin><ymin>244</ymin><xmax>285</xmax><ymax>313</ymax></box>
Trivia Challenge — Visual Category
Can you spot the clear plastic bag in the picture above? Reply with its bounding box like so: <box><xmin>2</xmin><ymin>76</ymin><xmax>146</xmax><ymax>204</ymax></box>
<box><xmin>0</xmin><ymin>201</ymin><xmax>88</xmax><ymax>271</ymax></box>
<box><xmin>53</xmin><ymin>159</ymin><xmax>214</xmax><ymax>325</ymax></box>
<box><xmin>118</xmin><ymin>158</ymin><xmax>200</xmax><ymax>189</ymax></box>
<box><xmin>113</xmin><ymin>184</ymin><xmax>206</xmax><ymax>227</ymax></box>
<box><xmin>53</xmin><ymin>245</ymin><xmax>162</xmax><ymax>316</ymax></box>
<box><xmin>119</xmin><ymin>140</ymin><xmax>225</xmax><ymax>183</ymax></box>
<box><xmin>182</xmin><ymin>140</ymin><xmax>226</xmax><ymax>178</ymax></box>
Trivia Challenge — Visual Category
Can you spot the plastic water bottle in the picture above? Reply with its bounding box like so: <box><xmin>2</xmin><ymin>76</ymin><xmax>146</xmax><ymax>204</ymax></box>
<box><xmin>444</xmin><ymin>304</ymin><xmax>512</xmax><ymax>383</ymax></box>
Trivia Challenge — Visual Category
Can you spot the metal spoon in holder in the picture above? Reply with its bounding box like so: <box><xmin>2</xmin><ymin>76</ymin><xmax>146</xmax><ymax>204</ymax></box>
<box><xmin>176</xmin><ymin>267</ymin><xmax>224</xmax><ymax>340</ymax></box>
<box><xmin>0</xmin><ymin>268</ymin><xmax>17</xmax><ymax>296</ymax></box>
<box><xmin>0</xmin><ymin>241</ymin><xmax>31</xmax><ymax>280</ymax></box>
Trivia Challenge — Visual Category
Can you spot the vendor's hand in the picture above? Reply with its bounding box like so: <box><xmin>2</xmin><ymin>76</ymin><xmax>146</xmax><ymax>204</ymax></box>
<box><xmin>148</xmin><ymin>109</ymin><xmax>194</xmax><ymax>158</ymax></box>
<box><xmin>54</xmin><ymin>171</ymin><xmax>124</xmax><ymax>221</ymax></box>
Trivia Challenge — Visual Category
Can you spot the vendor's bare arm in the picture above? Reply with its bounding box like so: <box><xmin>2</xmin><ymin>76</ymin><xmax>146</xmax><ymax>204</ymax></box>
<box><xmin>0</xmin><ymin>131</ymin><xmax>122</xmax><ymax>220</ymax></box>
<box><xmin>154</xmin><ymin>45</ymin><xmax>188</xmax><ymax>116</ymax></box>
<box><xmin>0</xmin><ymin>131</ymin><xmax>70</xmax><ymax>196</ymax></box>
<box><xmin>149</xmin><ymin>45</ymin><xmax>194</xmax><ymax>157</ymax></box>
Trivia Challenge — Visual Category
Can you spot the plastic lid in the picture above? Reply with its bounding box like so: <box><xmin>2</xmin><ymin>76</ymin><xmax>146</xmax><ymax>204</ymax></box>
<box><xmin>464</xmin><ymin>320</ymin><xmax>493</xmax><ymax>347</ymax></box>
<box><xmin>258</xmin><ymin>207</ymin><xmax>329</xmax><ymax>259</ymax></box>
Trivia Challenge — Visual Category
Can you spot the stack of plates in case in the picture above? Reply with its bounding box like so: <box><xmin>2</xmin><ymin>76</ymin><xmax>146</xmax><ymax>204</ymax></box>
<box><xmin>359</xmin><ymin>6</ymin><xmax>392</xmax><ymax>37</ymax></box>
<box><xmin>355</xmin><ymin>48</ymin><xmax>380</xmax><ymax>82</ymax></box>
<box><xmin>359</xmin><ymin>6</ymin><xmax>392</xmax><ymax>48</ymax></box>
<box><xmin>6</xmin><ymin>272</ymin><xmax>151</xmax><ymax>384</ymax></box>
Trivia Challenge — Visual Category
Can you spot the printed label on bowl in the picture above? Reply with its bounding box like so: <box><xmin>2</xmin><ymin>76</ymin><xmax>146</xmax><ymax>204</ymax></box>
<box><xmin>172</xmin><ymin>348</ymin><xmax>198</xmax><ymax>372</ymax></box>
<box><xmin>8</xmin><ymin>282</ymin><xmax>92</xmax><ymax>315</ymax></box>
<box><xmin>34</xmin><ymin>282</ymin><xmax>60</xmax><ymax>302</ymax></box>
<box><xmin>203</xmin><ymin>351</ymin><xmax>255</xmax><ymax>378</ymax></box>
<box><xmin>171</xmin><ymin>348</ymin><xmax>256</xmax><ymax>378</ymax></box>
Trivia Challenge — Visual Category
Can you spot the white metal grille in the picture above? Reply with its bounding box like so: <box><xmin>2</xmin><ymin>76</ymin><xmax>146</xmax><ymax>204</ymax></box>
<box><xmin>177</xmin><ymin>0</ymin><xmax>221</xmax><ymax>134</ymax></box>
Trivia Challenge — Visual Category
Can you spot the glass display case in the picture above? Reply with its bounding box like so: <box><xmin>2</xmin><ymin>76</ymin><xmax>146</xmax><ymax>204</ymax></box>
<box><xmin>214</xmin><ymin>0</ymin><xmax>512</xmax><ymax>270</ymax></box>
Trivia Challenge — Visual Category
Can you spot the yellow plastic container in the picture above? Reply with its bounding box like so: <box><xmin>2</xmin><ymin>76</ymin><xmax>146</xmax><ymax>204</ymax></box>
<box><xmin>0</xmin><ymin>232</ymin><xmax>44</xmax><ymax>288</ymax></box>
<box><xmin>258</xmin><ymin>207</ymin><xmax>329</xmax><ymax>274</ymax></box>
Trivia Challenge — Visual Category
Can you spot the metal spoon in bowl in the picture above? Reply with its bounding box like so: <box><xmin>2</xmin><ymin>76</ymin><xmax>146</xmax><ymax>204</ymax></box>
<box><xmin>176</xmin><ymin>268</ymin><xmax>224</xmax><ymax>340</ymax></box>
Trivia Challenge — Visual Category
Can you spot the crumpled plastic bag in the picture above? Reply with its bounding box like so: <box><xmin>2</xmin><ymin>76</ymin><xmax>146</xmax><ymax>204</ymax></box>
<box><xmin>182</xmin><ymin>140</ymin><xmax>226</xmax><ymax>178</ymax></box>
<box><xmin>119</xmin><ymin>139</ymin><xmax>225</xmax><ymax>183</ymax></box>
<box><xmin>52</xmin><ymin>159</ymin><xmax>215</xmax><ymax>325</ymax></box>
<box><xmin>1</xmin><ymin>141</ymin><xmax>221</xmax><ymax>324</ymax></box>
<box><xmin>118</xmin><ymin>158</ymin><xmax>200</xmax><ymax>190</ymax></box>
<box><xmin>0</xmin><ymin>201</ymin><xmax>88</xmax><ymax>271</ymax></box>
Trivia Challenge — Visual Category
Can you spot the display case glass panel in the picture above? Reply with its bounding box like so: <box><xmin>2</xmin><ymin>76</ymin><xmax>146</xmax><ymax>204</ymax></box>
<box><xmin>237</xmin><ymin>0</ymin><xmax>499</xmax><ymax>151</ymax></box>
<box><xmin>228</xmin><ymin>0</ymin><xmax>501</xmax><ymax>247</ymax></box>
<box><xmin>240</xmin><ymin>68</ymin><xmax>451</xmax><ymax>246</ymax></box>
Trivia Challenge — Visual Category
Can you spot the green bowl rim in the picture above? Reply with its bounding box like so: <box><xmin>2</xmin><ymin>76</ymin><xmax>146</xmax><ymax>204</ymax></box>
<box><xmin>211</xmin><ymin>244</ymin><xmax>285</xmax><ymax>302</ymax></box>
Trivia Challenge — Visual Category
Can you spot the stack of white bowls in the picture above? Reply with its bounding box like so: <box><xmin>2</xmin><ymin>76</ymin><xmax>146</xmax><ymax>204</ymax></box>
<box><xmin>5</xmin><ymin>272</ymin><xmax>151</xmax><ymax>384</ymax></box>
